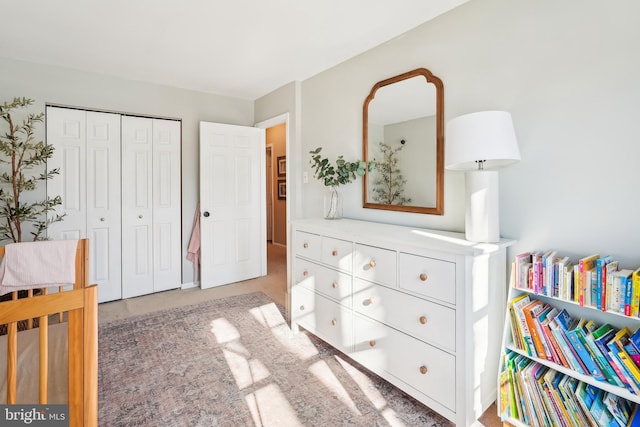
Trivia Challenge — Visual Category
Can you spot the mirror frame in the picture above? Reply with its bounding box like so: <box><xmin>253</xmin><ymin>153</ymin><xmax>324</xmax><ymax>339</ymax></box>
<box><xmin>362</xmin><ymin>68</ymin><xmax>444</xmax><ymax>215</ymax></box>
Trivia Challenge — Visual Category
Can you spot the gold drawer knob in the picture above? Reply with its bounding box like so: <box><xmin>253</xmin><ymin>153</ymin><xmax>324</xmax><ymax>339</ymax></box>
<box><xmin>419</xmin><ymin>316</ymin><xmax>427</xmax><ymax>325</ymax></box>
<box><xmin>332</xmin><ymin>282</ymin><xmax>338</xmax><ymax>289</ymax></box>
<box><xmin>419</xmin><ymin>365</ymin><xmax>428</xmax><ymax>375</ymax></box>
<box><xmin>303</xmin><ymin>243</ymin><xmax>309</xmax><ymax>249</ymax></box>
<box><xmin>369</xmin><ymin>260</ymin><xmax>376</xmax><ymax>268</ymax></box>
<box><xmin>368</xmin><ymin>296</ymin><xmax>375</xmax><ymax>305</ymax></box>
<box><xmin>419</xmin><ymin>273</ymin><xmax>428</xmax><ymax>282</ymax></box>
<box><xmin>303</xmin><ymin>270</ymin><xmax>309</xmax><ymax>277</ymax></box>
<box><xmin>331</xmin><ymin>319</ymin><xmax>337</xmax><ymax>326</ymax></box>
<box><xmin>369</xmin><ymin>340</ymin><xmax>376</xmax><ymax>347</ymax></box>
<box><xmin>332</xmin><ymin>250</ymin><xmax>338</xmax><ymax>257</ymax></box>
<box><xmin>300</xmin><ymin>305</ymin><xmax>305</xmax><ymax>311</ymax></box>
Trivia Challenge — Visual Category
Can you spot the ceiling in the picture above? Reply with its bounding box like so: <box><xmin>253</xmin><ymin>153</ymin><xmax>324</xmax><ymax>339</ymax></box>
<box><xmin>1</xmin><ymin>0</ymin><xmax>468</xmax><ymax>100</ymax></box>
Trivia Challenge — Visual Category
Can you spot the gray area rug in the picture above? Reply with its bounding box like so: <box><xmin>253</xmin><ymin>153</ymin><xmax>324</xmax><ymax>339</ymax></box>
<box><xmin>98</xmin><ymin>291</ymin><xmax>453</xmax><ymax>426</ymax></box>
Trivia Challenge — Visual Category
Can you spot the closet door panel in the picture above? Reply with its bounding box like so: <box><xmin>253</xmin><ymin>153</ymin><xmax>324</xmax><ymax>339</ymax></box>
<box><xmin>86</xmin><ymin>112</ymin><xmax>122</xmax><ymax>302</ymax></box>
<box><xmin>121</xmin><ymin>116</ymin><xmax>154</xmax><ymax>298</ymax></box>
<box><xmin>152</xmin><ymin>119</ymin><xmax>181</xmax><ymax>292</ymax></box>
<box><xmin>46</xmin><ymin>107</ymin><xmax>87</xmax><ymax>241</ymax></box>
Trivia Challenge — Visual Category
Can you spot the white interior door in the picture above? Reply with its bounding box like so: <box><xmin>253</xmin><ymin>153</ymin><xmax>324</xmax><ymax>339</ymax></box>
<box><xmin>47</xmin><ymin>107</ymin><xmax>122</xmax><ymax>303</ymax></box>
<box><xmin>121</xmin><ymin>116</ymin><xmax>154</xmax><ymax>298</ymax></box>
<box><xmin>86</xmin><ymin>112</ymin><xmax>122</xmax><ymax>302</ymax></box>
<box><xmin>46</xmin><ymin>107</ymin><xmax>87</xmax><ymax>241</ymax></box>
<box><xmin>199</xmin><ymin>121</ymin><xmax>266</xmax><ymax>289</ymax></box>
<box><xmin>152</xmin><ymin>118</ymin><xmax>182</xmax><ymax>292</ymax></box>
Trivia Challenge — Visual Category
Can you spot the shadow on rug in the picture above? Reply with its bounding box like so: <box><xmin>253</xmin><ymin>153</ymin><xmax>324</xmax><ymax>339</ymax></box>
<box><xmin>98</xmin><ymin>291</ymin><xmax>453</xmax><ymax>426</ymax></box>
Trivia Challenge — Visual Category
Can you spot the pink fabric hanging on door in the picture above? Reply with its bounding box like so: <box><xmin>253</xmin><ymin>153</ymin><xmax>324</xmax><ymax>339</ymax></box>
<box><xmin>187</xmin><ymin>203</ymin><xmax>201</xmax><ymax>282</ymax></box>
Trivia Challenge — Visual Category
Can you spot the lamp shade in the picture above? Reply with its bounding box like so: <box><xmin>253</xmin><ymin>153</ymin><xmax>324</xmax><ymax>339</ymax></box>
<box><xmin>445</xmin><ymin>111</ymin><xmax>520</xmax><ymax>170</ymax></box>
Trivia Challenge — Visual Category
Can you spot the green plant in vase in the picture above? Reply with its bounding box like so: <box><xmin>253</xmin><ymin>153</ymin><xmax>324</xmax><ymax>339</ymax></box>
<box><xmin>309</xmin><ymin>147</ymin><xmax>372</xmax><ymax>219</ymax></box>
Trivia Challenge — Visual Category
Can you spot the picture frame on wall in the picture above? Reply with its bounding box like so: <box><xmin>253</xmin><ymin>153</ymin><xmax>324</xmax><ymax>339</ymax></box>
<box><xmin>277</xmin><ymin>179</ymin><xmax>286</xmax><ymax>200</ymax></box>
<box><xmin>277</xmin><ymin>156</ymin><xmax>286</xmax><ymax>177</ymax></box>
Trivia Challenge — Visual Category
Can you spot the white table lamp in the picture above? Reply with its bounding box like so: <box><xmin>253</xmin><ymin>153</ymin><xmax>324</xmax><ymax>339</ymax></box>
<box><xmin>445</xmin><ymin>111</ymin><xmax>520</xmax><ymax>242</ymax></box>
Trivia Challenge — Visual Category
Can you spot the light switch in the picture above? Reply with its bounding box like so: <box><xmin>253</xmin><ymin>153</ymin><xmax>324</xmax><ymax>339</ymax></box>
<box><xmin>302</xmin><ymin>171</ymin><xmax>309</xmax><ymax>183</ymax></box>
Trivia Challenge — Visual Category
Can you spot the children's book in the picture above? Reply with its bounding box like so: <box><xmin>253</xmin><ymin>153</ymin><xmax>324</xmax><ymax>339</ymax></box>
<box><xmin>602</xmin><ymin>392</ymin><xmax>631</xmax><ymax>427</ymax></box>
<box><xmin>578</xmin><ymin>254</ymin><xmax>599</xmax><ymax>307</ymax></box>
<box><xmin>565</xmin><ymin>318</ymin><xmax>606</xmax><ymax>381</ymax></box>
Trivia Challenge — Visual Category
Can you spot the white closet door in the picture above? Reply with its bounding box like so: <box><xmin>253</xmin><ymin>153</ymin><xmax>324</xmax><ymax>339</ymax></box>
<box><xmin>152</xmin><ymin>118</ymin><xmax>181</xmax><ymax>292</ymax></box>
<box><xmin>47</xmin><ymin>107</ymin><xmax>122</xmax><ymax>303</ymax></box>
<box><xmin>121</xmin><ymin>116</ymin><xmax>154</xmax><ymax>298</ymax></box>
<box><xmin>86</xmin><ymin>112</ymin><xmax>122</xmax><ymax>302</ymax></box>
<box><xmin>46</xmin><ymin>107</ymin><xmax>87</xmax><ymax>241</ymax></box>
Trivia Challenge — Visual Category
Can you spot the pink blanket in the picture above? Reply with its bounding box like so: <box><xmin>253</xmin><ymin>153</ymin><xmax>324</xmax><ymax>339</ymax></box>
<box><xmin>0</xmin><ymin>240</ymin><xmax>78</xmax><ymax>296</ymax></box>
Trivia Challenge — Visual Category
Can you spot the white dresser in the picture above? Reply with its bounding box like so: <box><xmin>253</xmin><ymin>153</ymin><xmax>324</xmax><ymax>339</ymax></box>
<box><xmin>290</xmin><ymin>218</ymin><xmax>514</xmax><ymax>426</ymax></box>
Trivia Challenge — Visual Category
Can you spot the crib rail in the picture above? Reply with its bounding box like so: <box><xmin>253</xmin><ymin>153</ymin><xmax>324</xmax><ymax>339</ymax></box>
<box><xmin>0</xmin><ymin>239</ymin><xmax>97</xmax><ymax>427</ymax></box>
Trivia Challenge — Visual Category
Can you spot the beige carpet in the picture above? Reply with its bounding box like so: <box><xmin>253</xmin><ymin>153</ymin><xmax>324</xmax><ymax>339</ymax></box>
<box><xmin>98</xmin><ymin>243</ymin><xmax>502</xmax><ymax>427</ymax></box>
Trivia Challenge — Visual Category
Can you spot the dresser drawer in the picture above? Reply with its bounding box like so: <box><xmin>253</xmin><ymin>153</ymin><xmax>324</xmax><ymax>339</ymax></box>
<box><xmin>354</xmin><ymin>243</ymin><xmax>397</xmax><ymax>287</ymax></box>
<box><xmin>321</xmin><ymin>236</ymin><xmax>353</xmax><ymax>273</ymax></box>
<box><xmin>399</xmin><ymin>252</ymin><xmax>456</xmax><ymax>305</ymax></box>
<box><xmin>353</xmin><ymin>279</ymin><xmax>455</xmax><ymax>351</ymax></box>
<box><xmin>293</xmin><ymin>258</ymin><xmax>352</xmax><ymax>306</ymax></box>
<box><xmin>294</xmin><ymin>231</ymin><xmax>322</xmax><ymax>262</ymax></box>
<box><xmin>353</xmin><ymin>315</ymin><xmax>455</xmax><ymax>411</ymax></box>
<box><xmin>291</xmin><ymin>285</ymin><xmax>353</xmax><ymax>352</ymax></box>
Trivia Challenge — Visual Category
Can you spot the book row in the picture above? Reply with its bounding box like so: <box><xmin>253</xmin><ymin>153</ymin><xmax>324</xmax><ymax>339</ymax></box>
<box><xmin>513</xmin><ymin>251</ymin><xmax>640</xmax><ymax>316</ymax></box>
<box><xmin>500</xmin><ymin>349</ymin><xmax>640</xmax><ymax>427</ymax></box>
<box><xmin>509</xmin><ymin>293</ymin><xmax>640</xmax><ymax>393</ymax></box>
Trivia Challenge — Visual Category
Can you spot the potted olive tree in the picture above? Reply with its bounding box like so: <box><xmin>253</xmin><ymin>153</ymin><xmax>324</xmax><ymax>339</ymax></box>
<box><xmin>0</xmin><ymin>97</ymin><xmax>64</xmax><ymax>242</ymax></box>
<box><xmin>309</xmin><ymin>147</ymin><xmax>372</xmax><ymax>219</ymax></box>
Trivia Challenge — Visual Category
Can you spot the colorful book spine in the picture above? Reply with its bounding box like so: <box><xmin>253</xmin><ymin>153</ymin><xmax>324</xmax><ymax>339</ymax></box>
<box><xmin>593</xmin><ymin>325</ymin><xmax>634</xmax><ymax>392</ymax></box>
<box><xmin>583</xmin><ymin>324</ymin><xmax>625</xmax><ymax>387</ymax></box>
<box><xmin>549</xmin><ymin>322</ymin><xmax>587</xmax><ymax>375</ymax></box>
<box><xmin>514</xmin><ymin>252</ymin><xmax>532</xmax><ymax>289</ymax></box>
<box><xmin>565</xmin><ymin>324</ymin><xmax>606</xmax><ymax>382</ymax></box>
<box><xmin>633</xmin><ymin>268</ymin><xmax>640</xmax><ymax>317</ymax></box>
<box><xmin>578</xmin><ymin>254</ymin><xmax>599</xmax><ymax>307</ymax></box>
<box><xmin>595</xmin><ymin>256</ymin><xmax>612</xmax><ymax>311</ymax></box>
<box><xmin>523</xmin><ymin>301</ymin><xmax>546</xmax><ymax>359</ymax></box>
<box><xmin>511</xmin><ymin>295</ymin><xmax>534</xmax><ymax>355</ymax></box>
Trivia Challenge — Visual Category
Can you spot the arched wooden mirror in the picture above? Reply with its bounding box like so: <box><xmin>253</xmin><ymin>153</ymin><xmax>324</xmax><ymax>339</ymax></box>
<box><xmin>363</xmin><ymin>68</ymin><xmax>444</xmax><ymax>215</ymax></box>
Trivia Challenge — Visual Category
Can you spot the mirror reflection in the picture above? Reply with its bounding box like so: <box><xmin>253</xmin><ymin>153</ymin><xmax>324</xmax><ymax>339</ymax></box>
<box><xmin>363</xmin><ymin>68</ymin><xmax>444</xmax><ymax>215</ymax></box>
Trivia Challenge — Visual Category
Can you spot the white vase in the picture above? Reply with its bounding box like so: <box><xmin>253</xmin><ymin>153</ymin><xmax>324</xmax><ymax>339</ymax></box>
<box><xmin>323</xmin><ymin>186</ymin><xmax>342</xmax><ymax>219</ymax></box>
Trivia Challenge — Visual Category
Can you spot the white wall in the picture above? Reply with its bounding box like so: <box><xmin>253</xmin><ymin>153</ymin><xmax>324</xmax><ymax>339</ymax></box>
<box><xmin>295</xmin><ymin>0</ymin><xmax>640</xmax><ymax>268</ymax></box>
<box><xmin>0</xmin><ymin>57</ymin><xmax>254</xmax><ymax>286</ymax></box>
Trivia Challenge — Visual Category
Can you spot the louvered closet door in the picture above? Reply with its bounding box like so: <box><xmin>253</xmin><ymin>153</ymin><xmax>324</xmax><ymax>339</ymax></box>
<box><xmin>46</xmin><ymin>107</ymin><xmax>122</xmax><ymax>303</ymax></box>
<box><xmin>121</xmin><ymin>116</ymin><xmax>154</xmax><ymax>298</ymax></box>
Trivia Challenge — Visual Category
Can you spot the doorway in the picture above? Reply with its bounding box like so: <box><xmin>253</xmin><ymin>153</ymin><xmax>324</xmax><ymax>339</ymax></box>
<box><xmin>266</xmin><ymin>145</ymin><xmax>273</xmax><ymax>242</ymax></box>
<box><xmin>264</xmin><ymin>123</ymin><xmax>287</xmax><ymax>248</ymax></box>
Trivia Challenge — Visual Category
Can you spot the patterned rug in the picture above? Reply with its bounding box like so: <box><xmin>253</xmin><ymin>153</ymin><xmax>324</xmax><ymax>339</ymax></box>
<box><xmin>98</xmin><ymin>292</ymin><xmax>453</xmax><ymax>426</ymax></box>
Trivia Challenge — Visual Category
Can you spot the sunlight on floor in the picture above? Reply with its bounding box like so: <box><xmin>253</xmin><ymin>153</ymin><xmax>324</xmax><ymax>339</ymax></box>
<box><xmin>335</xmin><ymin>355</ymin><xmax>408</xmax><ymax>427</ymax></box>
<box><xmin>251</xmin><ymin>303</ymin><xmax>320</xmax><ymax>360</ymax></box>
<box><xmin>222</xmin><ymin>347</ymin><xmax>271</xmax><ymax>390</ymax></box>
<box><xmin>209</xmin><ymin>304</ymin><xmax>414</xmax><ymax>426</ymax></box>
<box><xmin>210</xmin><ymin>317</ymin><xmax>241</xmax><ymax>343</ymax></box>
<box><xmin>245</xmin><ymin>383</ymin><xmax>303</xmax><ymax>427</ymax></box>
<box><xmin>309</xmin><ymin>360</ymin><xmax>362</xmax><ymax>416</ymax></box>
<box><xmin>335</xmin><ymin>355</ymin><xmax>387</xmax><ymax>410</ymax></box>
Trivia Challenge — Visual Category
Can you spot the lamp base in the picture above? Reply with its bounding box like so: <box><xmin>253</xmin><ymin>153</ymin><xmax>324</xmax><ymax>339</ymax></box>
<box><xmin>464</xmin><ymin>170</ymin><xmax>500</xmax><ymax>243</ymax></box>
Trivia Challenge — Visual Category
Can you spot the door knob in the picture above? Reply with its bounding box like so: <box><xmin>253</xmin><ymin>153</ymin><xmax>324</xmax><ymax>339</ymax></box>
<box><xmin>100</xmin><ymin>218</ymin><xmax>105</xmax><ymax>222</ymax></box>
<box><xmin>138</xmin><ymin>215</ymin><xmax>143</xmax><ymax>219</ymax></box>
<box><xmin>203</xmin><ymin>211</ymin><xmax>210</xmax><ymax>217</ymax></box>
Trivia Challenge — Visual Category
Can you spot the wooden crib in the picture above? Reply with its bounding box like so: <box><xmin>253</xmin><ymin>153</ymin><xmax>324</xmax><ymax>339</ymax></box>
<box><xmin>0</xmin><ymin>239</ymin><xmax>97</xmax><ymax>427</ymax></box>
